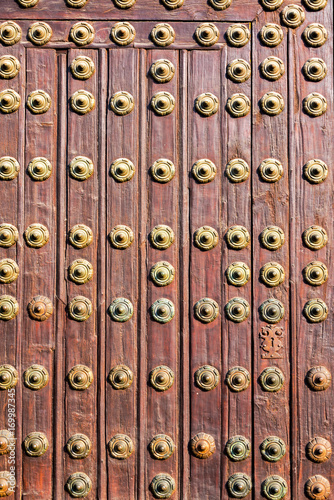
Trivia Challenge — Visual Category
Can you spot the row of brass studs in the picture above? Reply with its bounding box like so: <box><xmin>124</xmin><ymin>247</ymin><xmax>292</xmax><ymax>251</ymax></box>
<box><xmin>14</xmin><ymin>0</ymin><xmax>234</xmax><ymax>10</ymax></box>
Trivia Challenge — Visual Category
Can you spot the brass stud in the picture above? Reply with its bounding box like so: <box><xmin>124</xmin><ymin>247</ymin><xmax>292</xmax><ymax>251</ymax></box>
<box><xmin>261</xmin><ymin>226</ymin><xmax>285</xmax><ymax>251</ymax></box>
<box><xmin>109</xmin><ymin>298</ymin><xmax>133</xmax><ymax>322</ymax></box>
<box><xmin>195</xmin><ymin>365</ymin><xmax>220</xmax><ymax>391</ymax></box>
<box><xmin>226</xmin><ymin>93</ymin><xmax>251</xmax><ymax>118</ymax></box>
<box><xmin>68</xmin><ymin>259</ymin><xmax>93</xmax><ymax>285</ymax></box>
<box><xmin>109</xmin><ymin>225</ymin><xmax>134</xmax><ymax>249</ymax></box>
<box><xmin>161</xmin><ymin>0</ymin><xmax>183</xmax><ymax>8</ymax></box>
<box><xmin>260</xmin><ymin>262</ymin><xmax>285</xmax><ymax>287</ymax></box>
<box><xmin>24</xmin><ymin>432</ymin><xmax>49</xmax><ymax>457</ymax></box>
<box><xmin>0</xmin><ymin>224</ymin><xmax>18</xmax><ymax>248</ymax></box>
<box><xmin>0</xmin><ymin>156</ymin><xmax>19</xmax><ymax>181</ymax></box>
<box><xmin>0</xmin><ymin>259</ymin><xmax>19</xmax><ymax>284</ymax></box>
<box><xmin>227</xmin><ymin>473</ymin><xmax>252</xmax><ymax>498</ymax></box>
<box><xmin>0</xmin><ymin>365</ymin><xmax>18</xmax><ymax>389</ymax></box>
<box><xmin>150</xmin><ymin>59</ymin><xmax>175</xmax><ymax>84</ymax></box>
<box><xmin>66</xmin><ymin>434</ymin><xmax>91</xmax><ymax>459</ymax></box>
<box><xmin>149</xmin><ymin>434</ymin><xmax>175</xmax><ymax>460</ymax></box>
<box><xmin>260</xmin><ymin>367</ymin><xmax>285</xmax><ymax>392</ymax></box>
<box><xmin>150</xmin><ymin>474</ymin><xmax>175</xmax><ymax>499</ymax></box>
<box><xmin>303</xmin><ymin>299</ymin><xmax>328</xmax><ymax>323</ymax></box>
<box><xmin>226</xmin><ymin>24</ymin><xmax>250</xmax><ymax>47</ymax></box>
<box><xmin>27</xmin><ymin>90</ymin><xmax>51</xmax><ymax>114</ymax></box>
<box><xmin>226</xmin><ymin>262</ymin><xmax>251</xmax><ymax>287</ymax></box>
<box><xmin>68</xmin><ymin>296</ymin><xmax>92</xmax><ymax>322</ymax></box>
<box><xmin>195</xmin><ymin>23</ymin><xmax>220</xmax><ymax>46</ymax></box>
<box><xmin>190</xmin><ymin>433</ymin><xmax>215</xmax><ymax>459</ymax></box>
<box><xmin>262</xmin><ymin>475</ymin><xmax>288</xmax><ymax>499</ymax></box>
<box><xmin>306</xmin><ymin>437</ymin><xmax>331</xmax><ymax>463</ymax></box>
<box><xmin>226</xmin><ymin>435</ymin><xmax>251</xmax><ymax>462</ymax></box>
<box><xmin>150</xmin><ymin>261</ymin><xmax>175</xmax><ymax>287</ymax></box>
<box><xmin>260</xmin><ymin>299</ymin><xmax>285</xmax><ymax>323</ymax></box>
<box><xmin>260</xmin><ymin>92</ymin><xmax>284</xmax><ymax>116</ymax></box>
<box><xmin>225</xmin><ymin>298</ymin><xmax>250</xmax><ymax>323</ymax></box>
<box><xmin>0</xmin><ymin>471</ymin><xmax>15</xmax><ymax>497</ymax></box>
<box><xmin>306</xmin><ymin>366</ymin><xmax>331</xmax><ymax>391</ymax></box>
<box><xmin>69</xmin><ymin>224</ymin><xmax>93</xmax><ymax>249</ymax></box>
<box><xmin>70</xmin><ymin>156</ymin><xmax>94</xmax><ymax>181</ymax></box>
<box><xmin>108</xmin><ymin>365</ymin><xmax>133</xmax><ymax>390</ymax></box>
<box><xmin>303</xmin><ymin>0</ymin><xmax>327</xmax><ymax>10</ymax></box>
<box><xmin>0</xmin><ymin>89</ymin><xmax>21</xmax><ymax>114</ymax></box>
<box><xmin>260</xmin><ymin>23</ymin><xmax>284</xmax><ymax>47</ymax></box>
<box><xmin>0</xmin><ymin>430</ymin><xmax>14</xmax><ymax>455</ymax></box>
<box><xmin>303</xmin><ymin>24</ymin><xmax>328</xmax><ymax>47</ymax></box>
<box><xmin>305</xmin><ymin>475</ymin><xmax>330</xmax><ymax>500</ymax></box>
<box><xmin>110</xmin><ymin>91</ymin><xmax>134</xmax><ymax>116</ymax></box>
<box><xmin>194</xmin><ymin>226</ymin><xmax>218</xmax><ymax>251</ymax></box>
<box><xmin>303</xmin><ymin>225</ymin><xmax>327</xmax><ymax>250</ymax></box>
<box><xmin>260</xmin><ymin>0</ymin><xmax>283</xmax><ymax>10</ymax></box>
<box><xmin>66</xmin><ymin>0</ymin><xmax>89</xmax><ymax>6</ymax></box>
<box><xmin>71</xmin><ymin>90</ymin><xmax>95</xmax><ymax>115</ymax></box>
<box><xmin>71</xmin><ymin>56</ymin><xmax>95</xmax><ymax>80</ymax></box>
<box><xmin>226</xmin><ymin>159</ymin><xmax>249</xmax><ymax>183</ymax></box>
<box><xmin>28</xmin><ymin>157</ymin><xmax>52</xmax><ymax>181</ymax></box>
<box><xmin>150</xmin><ymin>365</ymin><xmax>174</xmax><ymax>391</ymax></box>
<box><xmin>192</xmin><ymin>159</ymin><xmax>216</xmax><ymax>183</ymax></box>
<box><xmin>150</xmin><ymin>225</ymin><xmax>174</xmax><ymax>250</ymax></box>
<box><xmin>194</xmin><ymin>298</ymin><xmax>219</xmax><ymax>323</ymax></box>
<box><xmin>66</xmin><ymin>472</ymin><xmax>92</xmax><ymax>498</ymax></box>
<box><xmin>303</xmin><ymin>159</ymin><xmax>328</xmax><ymax>184</ymax></box>
<box><xmin>28</xmin><ymin>296</ymin><xmax>53</xmax><ymax>322</ymax></box>
<box><xmin>0</xmin><ymin>296</ymin><xmax>19</xmax><ymax>322</ymax></box>
<box><xmin>303</xmin><ymin>58</ymin><xmax>327</xmax><ymax>82</ymax></box>
<box><xmin>0</xmin><ymin>22</ymin><xmax>22</xmax><ymax>46</ymax></box>
<box><xmin>111</xmin><ymin>22</ymin><xmax>136</xmax><ymax>46</ymax></box>
<box><xmin>113</xmin><ymin>0</ymin><xmax>136</xmax><ymax>7</ymax></box>
<box><xmin>17</xmin><ymin>0</ymin><xmax>39</xmax><ymax>6</ymax></box>
<box><xmin>24</xmin><ymin>223</ymin><xmax>49</xmax><ymax>248</ymax></box>
<box><xmin>109</xmin><ymin>434</ymin><xmax>134</xmax><ymax>459</ymax></box>
<box><xmin>28</xmin><ymin>22</ymin><xmax>52</xmax><ymax>45</ymax></box>
<box><xmin>260</xmin><ymin>437</ymin><xmax>286</xmax><ymax>462</ymax></box>
<box><xmin>151</xmin><ymin>24</ymin><xmax>175</xmax><ymax>47</ymax></box>
<box><xmin>68</xmin><ymin>364</ymin><xmax>93</xmax><ymax>390</ymax></box>
<box><xmin>303</xmin><ymin>261</ymin><xmax>328</xmax><ymax>286</ymax></box>
<box><xmin>0</xmin><ymin>56</ymin><xmax>20</xmax><ymax>80</ymax></box>
<box><xmin>209</xmin><ymin>0</ymin><xmax>232</xmax><ymax>10</ymax></box>
<box><xmin>151</xmin><ymin>92</ymin><xmax>175</xmax><ymax>116</ymax></box>
<box><xmin>24</xmin><ymin>364</ymin><xmax>49</xmax><ymax>390</ymax></box>
<box><xmin>260</xmin><ymin>57</ymin><xmax>285</xmax><ymax>81</ymax></box>
<box><xmin>281</xmin><ymin>4</ymin><xmax>306</xmax><ymax>28</ymax></box>
<box><xmin>195</xmin><ymin>92</ymin><xmax>219</xmax><ymax>117</ymax></box>
<box><xmin>226</xmin><ymin>225</ymin><xmax>250</xmax><ymax>250</ymax></box>
<box><xmin>150</xmin><ymin>159</ymin><xmax>175</xmax><ymax>183</ymax></box>
<box><xmin>70</xmin><ymin>22</ymin><xmax>95</xmax><ymax>46</ymax></box>
<box><xmin>259</xmin><ymin>159</ymin><xmax>283</xmax><ymax>183</ymax></box>
<box><xmin>227</xmin><ymin>59</ymin><xmax>251</xmax><ymax>83</ymax></box>
<box><xmin>226</xmin><ymin>366</ymin><xmax>250</xmax><ymax>392</ymax></box>
<box><xmin>111</xmin><ymin>158</ymin><xmax>135</xmax><ymax>183</ymax></box>
<box><xmin>303</xmin><ymin>93</ymin><xmax>327</xmax><ymax>117</ymax></box>
<box><xmin>151</xmin><ymin>298</ymin><xmax>175</xmax><ymax>323</ymax></box>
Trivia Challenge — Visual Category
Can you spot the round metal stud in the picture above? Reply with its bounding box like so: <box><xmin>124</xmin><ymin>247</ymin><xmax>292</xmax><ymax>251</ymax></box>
<box><xmin>151</xmin><ymin>92</ymin><xmax>175</xmax><ymax>116</ymax></box>
<box><xmin>0</xmin><ymin>157</ymin><xmax>19</xmax><ymax>181</ymax></box>
<box><xmin>0</xmin><ymin>259</ymin><xmax>19</xmax><ymax>284</ymax></box>
<box><xmin>194</xmin><ymin>226</ymin><xmax>218</xmax><ymax>251</ymax></box>
<box><xmin>113</xmin><ymin>0</ymin><xmax>136</xmax><ymax>8</ymax></box>
<box><xmin>28</xmin><ymin>296</ymin><xmax>53</xmax><ymax>322</ymax></box>
<box><xmin>0</xmin><ymin>89</ymin><xmax>20</xmax><ymax>114</ymax></box>
<box><xmin>68</xmin><ymin>365</ymin><xmax>93</xmax><ymax>390</ymax></box>
<box><xmin>151</xmin><ymin>298</ymin><xmax>175</xmax><ymax>324</ymax></box>
<box><xmin>303</xmin><ymin>59</ymin><xmax>327</xmax><ymax>82</ymax></box>
<box><xmin>27</xmin><ymin>90</ymin><xmax>51</xmax><ymax>114</ymax></box>
<box><xmin>303</xmin><ymin>159</ymin><xmax>328</xmax><ymax>184</ymax></box>
<box><xmin>261</xmin><ymin>0</ymin><xmax>283</xmax><ymax>10</ymax></box>
<box><xmin>260</xmin><ymin>367</ymin><xmax>285</xmax><ymax>392</ymax></box>
<box><xmin>262</xmin><ymin>476</ymin><xmax>288</xmax><ymax>499</ymax></box>
<box><xmin>226</xmin><ymin>226</ymin><xmax>250</xmax><ymax>250</ymax></box>
<box><xmin>69</xmin><ymin>224</ymin><xmax>93</xmax><ymax>249</ymax></box>
<box><xmin>0</xmin><ymin>430</ymin><xmax>14</xmax><ymax>455</ymax></box>
<box><xmin>69</xmin><ymin>156</ymin><xmax>94</xmax><ymax>181</ymax></box>
<box><xmin>24</xmin><ymin>223</ymin><xmax>49</xmax><ymax>248</ymax></box>
<box><xmin>108</xmin><ymin>434</ymin><xmax>134</xmax><ymax>459</ymax></box>
<box><xmin>27</xmin><ymin>157</ymin><xmax>52</xmax><ymax>181</ymax></box>
<box><xmin>303</xmin><ymin>299</ymin><xmax>328</xmax><ymax>323</ymax></box>
<box><xmin>259</xmin><ymin>159</ymin><xmax>283</xmax><ymax>183</ymax></box>
<box><xmin>0</xmin><ymin>224</ymin><xmax>18</xmax><ymax>248</ymax></box>
<box><xmin>303</xmin><ymin>0</ymin><xmax>327</xmax><ymax>10</ymax></box>
<box><xmin>110</xmin><ymin>158</ymin><xmax>135</xmax><ymax>183</ymax></box>
<box><xmin>225</xmin><ymin>298</ymin><xmax>250</xmax><ymax>323</ymax></box>
<box><xmin>226</xmin><ymin>436</ymin><xmax>251</xmax><ymax>462</ymax></box>
<box><xmin>306</xmin><ymin>437</ymin><xmax>331</xmax><ymax>463</ymax></box>
<box><xmin>260</xmin><ymin>437</ymin><xmax>286</xmax><ymax>462</ymax></box>
<box><xmin>108</xmin><ymin>365</ymin><xmax>133</xmax><ymax>390</ymax></box>
<box><xmin>261</xmin><ymin>226</ymin><xmax>285</xmax><ymax>251</ymax></box>
<box><xmin>0</xmin><ymin>22</ymin><xmax>22</xmax><ymax>46</ymax></box>
<box><xmin>303</xmin><ymin>261</ymin><xmax>328</xmax><ymax>286</ymax></box>
<box><xmin>226</xmin><ymin>93</ymin><xmax>251</xmax><ymax>118</ymax></box>
<box><xmin>24</xmin><ymin>364</ymin><xmax>49</xmax><ymax>390</ymax></box>
<box><xmin>303</xmin><ymin>226</ymin><xmax>327</xmax><ymax>250</ymax></box>
<box><xmin>260</xmin><ymin>24</ymin><xmax>284</xmax><ymax>47</ymax></box>
<box><xmin>150</xmin><ymin>159</ymin><xmax>175</xmax><ymax>183</ymax></box>
<box><xmin>110</xmin><ymin>91</ymin><xmax>134</xmax><ymax>116</ymax></box>
<box><xmin>71</xmin><ymin>56</ymin><xmax>95</xmax><ymax>80</ymax></box>
<box><xmin>0</xmin><ymin>365</ymin><xmax>18</xmax><ymax>389</ymax></box>
<box><xmin>109</xmin><ymin>225</ymin><xmax>134</xmax><ymax>249</ymax></box>
<box><xmin>161</xmin><ymin>0</ymin><xmax>183</xmax><ymax>8</ymax></box>
<box><xmin>227</xmin><ymin>473</ymin><xmax>252</xmax><ymax>498</ymax></box>
<box><xmin>195</xmin><ymin>365</ymin><xmax>220</xmax><ymax>391</ymax></box>
<box><xmin>303</xmin><ymin>93</ymin><xmax>327</xmax><ymax>117</ymax></box>
<box><xmin>150</xmin><ymin>60</ymin><xmax>175</xmax><ymax>84</ymax></box>
<box><xmin>24</xmin><ymin>432</ymin><xmax>49</xmax><ymax>457</ymax></box>
<box><xmin>66</xmin><ymin>472</ymin><xmax>92</xmax><ymax>498</ymax></box>
<box><xmin>151</xmin><ymin>24</ymin><xmax>175</xmax><ymax>47</ymax></box>
<box><xmin>70</xmin><ymin>22</ymin><xmax>95</xmax><ymax>46</ymax></box>
<box><xmin>66</xmin><ymin>0</ymin><xmax>89</xmax><ymax>6</ymax></box>
<box><xmin>305</xmin><ymin>475</ymin><xmax>330</xmax><ymax>500</ymax></box>
<box><xmin>0</xmin><ymin>471</ymin><xmax>15</xmax><ymax>497</ymax></box>
<box><xmin>226</xmin><ymin>262</ymin><xmax>250</xmax><ymax>287</ymax></box>
<box><xmin>281</xmin><ymin>5</ymin><xmax>305</xmax><ymax>28</ymax></box>
<box><xmin>195</xmin><ymin>23</ymin><xmax>219</xmax><ymax>46</ymax></box>
<box><xmin>227</xmin><ymin>59</ymin><xmax>251</xmax><ymax>83</ymax></box>
<box><xmin>28</xmin><ymin>22</ymin><xmax>52</xmax><ymax>46</ymax></box>
<box><xmin>306</xmin><ymin>366</ymin><xmax>331</xmax><ymax>391</ymax></box>
<box><xmin>190</xmin><ymin>159</ymin><xmax>216</xmax><ymax>183</ymax></box>
<box><xmin>66</xmin><ymin>434</ymin><xmax>91</xmax><ymax>459</ymax></box>
<box><xmin>150</xmin><ymin>225</ymin><xmax>174</xmax><ymax>250</ymax></box>
<box><xmin>260</xmin><ymin>299</ymin><xmax>285</xmax><ymax>323</ymax></box>
<box><xmin>303</xmin><ymin>24</ymin><xmax>328</xmax><ymax>47</ymax></box>
<box><xmin>17</xmin><ymin>0</ymin><xmax>39</xmax><ymax>6</ymax></box>
<box><xmin>68</xmin><ymin>296</ymin><xmax>92</xmax><ymax>322</ymax></box>
<box><xmin>261</xmin><ymin>57</ymin><xmax>285</xmax><ymax>81</ymax></box>
<box><xmin>150</xmin><ymin>474</ymin><xmax>175</xmax><ymax>499</ymax></box>
<box><xmin>190</xmin><ymin>433</ymin><xmax>215</xmax><ymax>459</ymax></box>
<box><xmin>226</xmin><ymin>24</ymin><xmax>250</xmax><ymax>47</ymax></box>
<box><xmin>194</xmin><ymin>298</ymin><xmax>219</xmax><ymax>324</ymax></box>
<box><xmin>149</xmin><ymin>434</ymin><xmax>175</xmax><ymax>460</ymax></box>
<box><xmin>71</xmin><ymin>90</ymin><xmax>95</xmax><ymax>115</ymax></box>
<box><xmin>109</xmin><ymin>298</ymin><xmax>133</xmax><ymax>322</ymax></box>
<box><xmin>150</xmin><ymin>261</ymin><xmax>175</xmax><ymax>287</ymax></box>
<box><xmin>0</xmin><ymin>56</ymin><xmax>20</xmax><ymax>80</ymax></box>
<box><xmin>260</xmin><ymin>262</ymin><xmax>285</xmax><ymax>287</ymax></box>
<box><xmin>150</xmin><ymin>365</ymin><xmax>174</xmax><ymax>391</ymax></box>
<box><xmin>226</xmin><ymin>366</ymin><xmax>250</xmax><ymax>392</ymax></box>
<box><xmin>111</xmin><ymin>22</ymin><xmax>136</xmax><ymax>46</ymax></box>
<box><xmin>260</xmin><ymin>92</ymin><xmax>284</xmax><ymax>116</ymax></box>
<box><xmin>0</xmin><ymin>296</ymin><xmax>19</xmax><ymax>322</ymax></box>
<box><xmin>209</xmin><ymin>0</ymin><xmax>232</xmax><ymax>10</ymax></box>
<box><xmin>226</xmin><ymin>159</ymin><xmax>249</xmax><ymax>183</ymax></box>
<box><xmin>68</xmin><ymin>259</ymin><xmax>93</xmax><ymax>285</ymax></box>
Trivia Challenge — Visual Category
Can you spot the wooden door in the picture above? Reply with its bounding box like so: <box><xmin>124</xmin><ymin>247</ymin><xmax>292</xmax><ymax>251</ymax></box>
<box><xmin>0</xmin><ymin>0</ymin><xmax>333</xmax><ymax>499</ymax></box>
